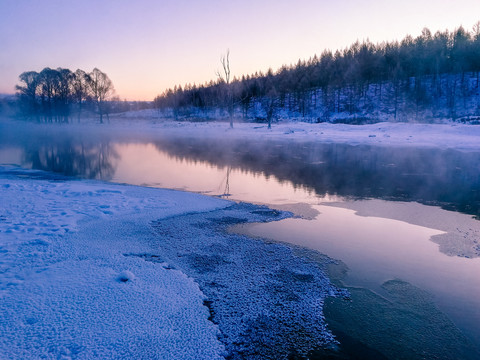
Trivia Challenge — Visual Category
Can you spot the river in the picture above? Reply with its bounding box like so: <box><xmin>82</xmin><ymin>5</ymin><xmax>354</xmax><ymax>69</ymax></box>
<box><xmin>1</xmin><ymin>121</ymin><xmax>479</xmax><ymax>358</ymax></box>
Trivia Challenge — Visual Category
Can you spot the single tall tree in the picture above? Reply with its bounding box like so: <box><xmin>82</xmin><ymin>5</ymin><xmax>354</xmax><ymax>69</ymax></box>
<box><xmin>89</xmin><ymin>68</ymin><xmax>114</xmax><ymax>123</ymax></box>
<box><xmin>216</xmin><ymin>49</ymin><xmax>234</xmax><ymax>127</ymax></box>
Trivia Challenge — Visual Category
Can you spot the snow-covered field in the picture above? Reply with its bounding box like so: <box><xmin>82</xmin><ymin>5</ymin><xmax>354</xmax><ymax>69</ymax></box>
<box><xmin>0</xmin><ymin>166</ymin><xmax>345</xmax><ymax>359</ymax></box>
<box><xmin>145</xmin><ymin>120</ymin><xmax>480</xmax><ymax>151</ymax></box>
<box><xmin>0</xmin><ymin>167</ymin><xmax>230</xmax><ymax>359</ymax></box>
<box><xmin>249</xmin><ymin>121</ymin><xmax>480</xmax><ymax>150</ymax></box>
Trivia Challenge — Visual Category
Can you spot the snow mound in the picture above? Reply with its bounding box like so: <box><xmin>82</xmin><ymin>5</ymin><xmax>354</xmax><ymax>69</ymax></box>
<box><xmin>116</xmin><ymin>270</ymin><xmax>135</xmax><ymax>282</ymax></box>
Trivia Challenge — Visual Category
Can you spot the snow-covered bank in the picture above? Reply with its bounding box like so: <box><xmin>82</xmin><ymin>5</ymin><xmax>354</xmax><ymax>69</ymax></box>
<box><xmin>4</xmin><ymin>116</ymin><xmax>480</xmax><ymax>152</ymax></box>
<box><xmin>141</xmin><ymin>120</ymin><xmax>480</xmax><ymax>151</ymax></box>
<box><xmin>0</xmin><ymin>167</ymin><xmax>229</xmax><ymax>359</ymax></box>
<box><xmin>0</xmin><ymin>166</ymin><xmax>345</xmax><ymax>359</ymax></box>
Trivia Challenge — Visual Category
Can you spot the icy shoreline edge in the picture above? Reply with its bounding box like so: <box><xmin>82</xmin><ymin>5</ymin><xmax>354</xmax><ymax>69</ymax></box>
<box><xmin>0</xmin><ymin>166</ymin><xmax>345</xmax><ymax>359</ymax></box>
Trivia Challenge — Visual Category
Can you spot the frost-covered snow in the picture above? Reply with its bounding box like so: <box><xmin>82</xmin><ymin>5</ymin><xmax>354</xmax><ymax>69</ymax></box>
<box><xmin>149</xmin><ymin>204</ymin><xmax>347</xmax><ymax>359</ymax></box>
<box><xmin>0</xmin><ymin>166</ymin><xmax>345</xmax><ymax>359</ymax></box>
<box><xmin>0</xmin><ymin>166</ymin><xmax>230</xmax><ymax>359</ymax></box>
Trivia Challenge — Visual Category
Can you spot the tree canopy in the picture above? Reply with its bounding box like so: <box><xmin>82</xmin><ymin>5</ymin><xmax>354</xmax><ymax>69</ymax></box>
<box><xmin>15</xmin><ymin>67</ymin><xmax>115</xmax><ymax>123</ymax></box>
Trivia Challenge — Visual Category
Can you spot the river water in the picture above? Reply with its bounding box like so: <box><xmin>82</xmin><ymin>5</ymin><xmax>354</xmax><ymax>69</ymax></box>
<box><xmin>1</xmin><ymin>122</ymin><xmax>480</xmax><ymax>358</ymax></box>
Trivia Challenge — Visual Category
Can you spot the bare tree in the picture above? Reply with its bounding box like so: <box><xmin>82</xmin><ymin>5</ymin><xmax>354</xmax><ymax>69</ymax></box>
<box><xmin>72</xmin><ymin>69</ymin><xmax>91</xmax><ymax>122</ymax></box>
<box><xmin>265</xmin><ymin>88</ymin><xmax>278</xmax><ymax>129</ymax></box>
<box><xmin>216</xmin><ymin>49</ymin><xmax>231</xmax><ymax>84</ymax></box>
<box><xmin>89</xmin><ymin>68</ymin><xmax>114</xmax><ymax>123</ymax></box>
<box><xmin>216</xmin><ymin>49</ymin><xmax>234</xmax><ymax>127</ymax></box>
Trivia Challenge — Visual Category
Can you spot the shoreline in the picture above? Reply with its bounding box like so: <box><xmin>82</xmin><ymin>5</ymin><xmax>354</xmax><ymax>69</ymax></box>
<box><xmin>3</xmin><ymin>116</ymin><xmax>480</xmax><ymax>152</ymax></box>
<box><xmin>233</xmin><ymin>220</ymin><xmax>480</xmax><ymax>359</ymax></box>
<box><xmin>0</xmin><ymin>166</ymin><xmax>346</xmax><ymax>359</ymax></box>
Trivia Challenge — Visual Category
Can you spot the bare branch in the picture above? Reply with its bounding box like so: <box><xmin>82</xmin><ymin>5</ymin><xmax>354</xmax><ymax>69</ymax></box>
<box><xmin>216</xmin><ymin>49</ymin><xmax>231</xmax><ymax>84</ymax></box>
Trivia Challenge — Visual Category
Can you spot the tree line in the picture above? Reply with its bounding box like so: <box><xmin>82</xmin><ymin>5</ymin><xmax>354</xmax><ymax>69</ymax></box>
<box><xmin>154</xmin><ymin>23</ymin><xmax>480</xmax><ymax>123</ymax></box>
<box><xmin>15</xmin><ymin>67</ymin><xmax>115</xmax><ymax>123</ymax></box>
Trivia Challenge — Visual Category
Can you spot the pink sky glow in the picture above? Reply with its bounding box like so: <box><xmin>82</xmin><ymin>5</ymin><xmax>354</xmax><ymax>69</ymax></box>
<box><xmin>1</xmin><ymin>0</ymin><xmax>479</xmax><ymax>100</ymax></box>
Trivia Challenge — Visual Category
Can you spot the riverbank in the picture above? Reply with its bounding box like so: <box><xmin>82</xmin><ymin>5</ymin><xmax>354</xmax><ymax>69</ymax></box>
<box><xmin>0</xmin><ymin>166</ymin><xmax>346</xmax><ymax>359</ymax></box>
<box><xmin>3</xmin><ymin>116</ymin><xmax>480</xmax><ymax>152</ymax></box>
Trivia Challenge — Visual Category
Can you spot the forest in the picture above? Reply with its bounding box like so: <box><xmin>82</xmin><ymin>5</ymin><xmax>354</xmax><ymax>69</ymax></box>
<box><xmin>154</xmin><ymin>24</ymin><xmax>480</xmax><ymax>124</ymax></box>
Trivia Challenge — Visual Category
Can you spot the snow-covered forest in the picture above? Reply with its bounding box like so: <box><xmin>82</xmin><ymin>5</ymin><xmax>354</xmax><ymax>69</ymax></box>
<box><xmin>154</xmin><ymin>25</ymin><xmax>480</xmax><ymax>124</ymax></box>
<box><xmin>4</xmin><ymin>23</ymin><xmax>480</xmax><ymax>125</ymax></box>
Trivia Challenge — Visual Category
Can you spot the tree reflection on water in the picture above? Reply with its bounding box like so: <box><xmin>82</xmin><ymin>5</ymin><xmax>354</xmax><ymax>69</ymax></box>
<box><xmin>23</xmin><ymin>141</ymin><xmax>118</xmax><ymax>180</ymax></box>
<box><xmin>153</xmin><ymin>137</ymin><xmax>480</xmax><ymax>218</ymax></box>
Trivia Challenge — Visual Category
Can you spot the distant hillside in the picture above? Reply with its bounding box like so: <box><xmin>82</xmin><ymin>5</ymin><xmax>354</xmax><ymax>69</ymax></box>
<box><xmin>154</xmin><ymin>24</ymin><xmax>480</xmax><ymax>124</ymax></box>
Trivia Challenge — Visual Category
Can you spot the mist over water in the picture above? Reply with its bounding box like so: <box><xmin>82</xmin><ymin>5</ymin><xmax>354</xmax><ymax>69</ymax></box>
<box><xmin>2</xmin><ymin>121</ymin><xmax>480</xmax><ymax>217</ymax></box>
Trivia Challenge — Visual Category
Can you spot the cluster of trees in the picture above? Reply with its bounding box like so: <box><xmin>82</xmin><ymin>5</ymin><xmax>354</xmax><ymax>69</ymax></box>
<box><xmin>16</xmin><ymin>67</ymin><xmax>115</xmax><ymax>123</ymax></box>
<box><xmin>154</xmin><ymin>24</ymin><xmax>480</xmax><ymax>123</ymax></box>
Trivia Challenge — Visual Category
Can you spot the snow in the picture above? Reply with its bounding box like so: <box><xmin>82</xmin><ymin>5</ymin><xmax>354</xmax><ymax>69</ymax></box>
<box><xmin>3</xmin><ymin>115</ymin><xmax>480</xmax><ymax>153</ymax></box>
<box><xmin>147</xmin><ymin>120</ymin><xmax>480</xmax><ymax>151</ymax></box>
<box><xmin>0</xmin><ymin>166</ymin><xmax>345</xmax><ymax>359</ymax></box>
<box><xmin>7</xmin><ymin>116</ymin><xmax>480</xmax><ymax>152</ymax></box>
<box><xmin>0</xmin><ymin>166</ymin><xmax>230</xmax><ymax>359</ymax></box>
<box><xmin>149</xmin><ymin>204</ymin><xmax>347</xmax><ymax>359</ymax></box>
<box><xmin>116</xmin><ymin>270</ymin><xmax>135</xmax><ymax>282</ymax></box>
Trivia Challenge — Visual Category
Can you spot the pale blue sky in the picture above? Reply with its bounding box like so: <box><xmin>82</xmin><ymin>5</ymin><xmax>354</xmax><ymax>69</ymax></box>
<box><xmin>1</xmin><ymin>0</ymin><xmax>479</xmax><ymax>100</ymax></box>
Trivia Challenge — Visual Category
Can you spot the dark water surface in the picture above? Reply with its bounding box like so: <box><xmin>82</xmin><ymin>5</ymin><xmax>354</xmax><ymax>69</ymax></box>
<box><xmin>1</xmin><ymin>121</ymin><xmax>480</xmax><ymax>358</ymax></box>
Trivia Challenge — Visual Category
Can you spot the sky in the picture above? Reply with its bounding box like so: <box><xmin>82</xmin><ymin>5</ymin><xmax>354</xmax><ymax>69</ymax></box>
<box><xmin>1</xmin><ymin>0</ymin><xmax>479</xmax><ymax>101</ymax></box>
